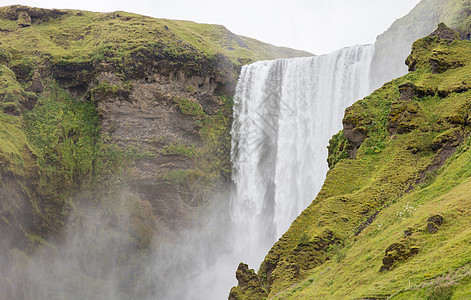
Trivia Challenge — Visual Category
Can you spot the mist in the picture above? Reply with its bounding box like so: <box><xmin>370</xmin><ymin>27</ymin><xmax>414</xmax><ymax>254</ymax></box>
<box><xmin>0</xmin><ymin>185</ymin><xmax>239</xmax><ymax>300</ymax></box>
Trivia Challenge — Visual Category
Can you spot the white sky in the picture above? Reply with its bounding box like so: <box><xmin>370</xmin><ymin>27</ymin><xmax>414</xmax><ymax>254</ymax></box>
<box><xmin>1</xmin><ymin>0</ymin><xmax>421</xmax><ymax>54</ymax></box>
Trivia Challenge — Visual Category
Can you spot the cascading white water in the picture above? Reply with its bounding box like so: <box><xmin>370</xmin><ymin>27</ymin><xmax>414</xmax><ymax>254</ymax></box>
<box><xmin>3</xmin><ymin>45</ymin><xmax>377</xmax><ymax>300</ymax></box>
<box><xmin>230</xmin><ymin>44</ymin><xmax>375</xmax><ymax>268</ymax></box>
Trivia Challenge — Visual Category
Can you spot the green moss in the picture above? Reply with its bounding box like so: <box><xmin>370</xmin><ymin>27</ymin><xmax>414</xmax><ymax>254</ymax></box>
<box><xmin>161</xmin><ymin>143</ymin><xmax>195</xmax><ymax>158</ymax></box>
<box><xmin>252</xmin><ymin>26</ymin><xmax>471</xmax><ymax>299</ymax></box>
<box><xmin>90</xmin><ymin>80</ymin><xmax>120</xmax><ymax>95</ymax></box>
<box><xmin>173</xmin><ymin>96</ymin><xmax>204</xmax><ymax>118</ymax></box>
<box><xmin>0</xmin><ymin>65</ymin><xmax>27</xmax><ymax>113</ymax></box>
<box><xmin>0</xmin><ymin>112</ymin><xmax>35</xmax><ymax>176</ymax></box>
<box><xmin>229</xmin><ymin>263</ymin><xmax>268</xmax><ymax>300</ymax></box>
<box><xmin>327</xmin><ymin>131</ymin><xmax>350</xmax><ymax>169</ymax></box>
<box><xmin>24</xmin><ymin>81</ymin><xmax>101</xmax><ymax>189</ymax></box>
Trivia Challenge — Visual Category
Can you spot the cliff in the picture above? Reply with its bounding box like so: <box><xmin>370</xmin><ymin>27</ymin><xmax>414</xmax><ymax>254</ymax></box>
<box><xmin>0</xmin><ymin>5</ymin><xmax>311</xmax><ymax>298</ymax></box>
<box><xmin>230</xmin><ymin>23</ymin><xmax>471</xmax><ymax>300</ymax></box>
<box><xmin>371</xmin><ymin>0</ymin><xmax>471</xmax><ymax>90</ymax></box>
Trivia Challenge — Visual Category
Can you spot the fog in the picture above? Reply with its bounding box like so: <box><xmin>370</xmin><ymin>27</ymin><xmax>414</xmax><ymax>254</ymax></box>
<box><xmin>0</xmin><ymin>186</ymin><xmax>238</xmax><ymax>299</ymax></box>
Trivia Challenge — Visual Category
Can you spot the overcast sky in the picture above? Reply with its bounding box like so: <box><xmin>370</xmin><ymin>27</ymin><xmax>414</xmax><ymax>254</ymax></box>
<box><xmin>2</xmin><ymin>0</ymin><xmax>421</xmax><ymax>54</ymax></box>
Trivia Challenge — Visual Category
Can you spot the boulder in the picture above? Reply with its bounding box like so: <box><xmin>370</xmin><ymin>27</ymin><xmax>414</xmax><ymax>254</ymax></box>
<box><xmin>429</xmin><ymin>22</ymin><xmax>461</xmax><ymax>44</ymax></box>
<box><xmin>380</xmin><ymin>242</ymin><xmax>420</xmax><ymax>272</ymax></box>
<box><xmin>427</xmin><ymin>214</ymin><xmax>444</xmax><ymax>234</ymax></box>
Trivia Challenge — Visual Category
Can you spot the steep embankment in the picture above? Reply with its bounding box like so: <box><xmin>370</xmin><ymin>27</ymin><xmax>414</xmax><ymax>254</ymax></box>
<box><xmin>230</xmin><ymin>23</ymin><xmax>471</xmax><ymax>300</ymax></box>
<box><xmin>371</xmin><ymin>0</ymin><xmax>471</xmax><ymax>90</ymax></box>
<box><xmin>0</xmin><ymin>5</ymin><xmax>311</xmax><ymax>297</ymax></box>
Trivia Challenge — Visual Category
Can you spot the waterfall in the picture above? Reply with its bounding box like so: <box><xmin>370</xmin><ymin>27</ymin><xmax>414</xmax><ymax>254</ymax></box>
<box><xmin>144</xmin><ymin>44</ymin><xmax>375</xmax><ymax>299</ymax></box>
<box><xmin>2</xmin><ymin>45</ymin><xmax>377</xmax><ymax>300</ymax></box>
<box><xmin>230</xmin><ymin>44</ymin><xmax>375</xmax><ymax>268</ymax></box>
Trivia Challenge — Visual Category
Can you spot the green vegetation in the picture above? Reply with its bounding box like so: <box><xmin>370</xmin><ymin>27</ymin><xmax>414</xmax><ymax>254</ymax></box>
<box><xmin>0</xmin><ymin>5</ymin><xmax>310</xmax><ymax>82</ymax></box>
<box><xmin>160</xmin><ymin>95</ymin><xmax>233</xmax><ymax>205</ymax></box>
<box><xmin>24</xmin><ymin>82</ymin><xmax>101</xmax><ymax>188</ymax></box>
<box><xmin>0</xmin><ymin>4</ymin><xmax>310</xmax><ymax>243</ymax></box>
<box><xmin>326</xmin><ymin>131</ymin><xmax>350</xmax><ymax>168</ymax></box>
<box><xmin>161</xmin><ymin>143</ymin><xmax>195</xmax><ymax>158</ymax></box>
<box><xmin>0</xmin><ymin>5</ymin><xmax>311</xmax><ymax>299</ymax></box>
<box><xmin>173</xmin><ymin>96</ymin><xmax>205</xmax><ymax>118</ymax></box>
<box><xmin>231</xmin><ymin>25</ymin><xmax>471</xmax><ymax>299</ymax></box>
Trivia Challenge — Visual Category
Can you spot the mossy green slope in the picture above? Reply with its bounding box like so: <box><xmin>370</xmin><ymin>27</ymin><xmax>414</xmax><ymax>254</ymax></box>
<box><xmin>0</xmin><ymin>5</ymin><xmax>311</xmax><ymax>71</ymax></box>
<box><xmin>232</xmin><ymin>24</ymin><xmax>471</xmax><ymax>299</ymax></box>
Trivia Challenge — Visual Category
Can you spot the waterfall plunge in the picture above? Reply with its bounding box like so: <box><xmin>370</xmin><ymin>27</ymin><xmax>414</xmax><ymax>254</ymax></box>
<box><xmin>3</xmin><ymin>45</ymin><xmax>377</xmax><ymax>300</ymax></box>
<box><xmin>230</xmin><ymin>44</ymin><xmax>375</xmax><ymax>269</ymax></box>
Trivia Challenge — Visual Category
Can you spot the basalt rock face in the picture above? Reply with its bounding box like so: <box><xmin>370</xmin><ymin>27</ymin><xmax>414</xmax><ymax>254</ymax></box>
<box><xmin>90</xmin><ymin>58</ymin><xmax>233</xmax><ymax>230</ymax></box>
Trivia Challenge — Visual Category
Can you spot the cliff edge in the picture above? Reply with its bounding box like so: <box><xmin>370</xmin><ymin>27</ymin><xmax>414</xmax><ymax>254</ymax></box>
<box><xmin>230</xmin><ymin>23</ymin><xmax>471</xmax><ymax>300</ymax></box>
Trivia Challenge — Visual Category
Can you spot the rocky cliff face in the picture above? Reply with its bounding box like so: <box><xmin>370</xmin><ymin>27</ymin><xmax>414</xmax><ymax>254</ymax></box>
<box><xmin>91</xmin><ymin>53</ymin><xmax>235</xmax><ymax>230</ymax></box>
<box><xmin>0</xmin><ymin>6</ymin><xmax>311</xmax><ymax>295</ymax></box>
<box><xmin>230</xmin><ymin>23</ymin><xmax>471</xmax><ymax>300</ymax></box>
<box><xmin>370</xmin><ymin>0</ymin><xmax>471</xmax><ymax>90</ymax></box>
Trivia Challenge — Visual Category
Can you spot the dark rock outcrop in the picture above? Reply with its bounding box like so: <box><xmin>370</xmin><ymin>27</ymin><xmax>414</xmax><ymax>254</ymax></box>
<box><xmin>387</xmin><ymin>101</ymin><xmax>420</xmax><ymax>135</ymax></box>
<box><xmin>28</xmin><ymin>70</ymin><xmax>44</xmax><ymax>93</ymax></box>
<box><xmin>431</xmin><ymin>128</ymin><xmax>464</xmax><ymax>152</ymax></box>
<box><xmin>398</xmin><ymin>81</ymin><xmax>418</xmax><ymax>102</ymax></box>
<box><xmin>354</xmin><ymin>209</ymin><xmax>382</xmax><ymax>236</ymax></box>
<box><xmin>342</xmin><ymin>106</ymin><xmax>369</xmax><ymax>157</ymax></box>
<box><xmin>380</xmin><ymin>243</ymin><xmax>420</xmax><ymax>272</ymax></box>
<box><xmin>427</xmin><ymin>214</ymin><xmax>444</xmax><ymax>234</ymax></box>
<box><xmin>429</xmin><ymin>22</ymin><xmax>461</xmax><ymax>44</ymax></box>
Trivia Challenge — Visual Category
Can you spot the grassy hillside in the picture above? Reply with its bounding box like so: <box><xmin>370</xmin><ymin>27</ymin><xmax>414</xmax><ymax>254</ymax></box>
<box><xmin>231</xmin><ymin>24</ymin><xmax>471</xmax><ymax>300</ymax></box>
<box><xmin>0</xmin><ymin>5</ymin><xmax>311</xmax><ymax>71</ymax></box>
